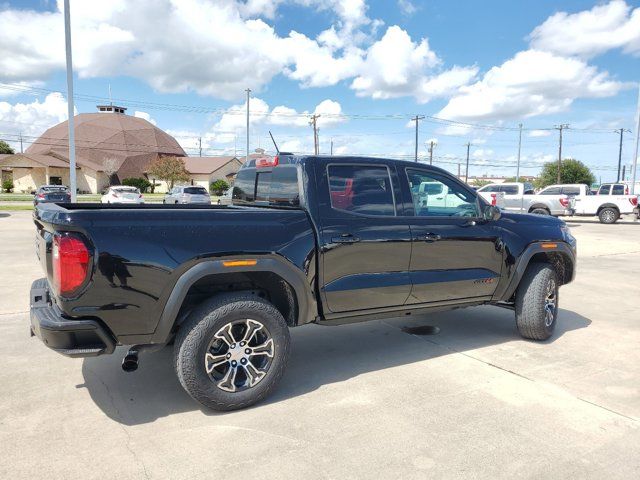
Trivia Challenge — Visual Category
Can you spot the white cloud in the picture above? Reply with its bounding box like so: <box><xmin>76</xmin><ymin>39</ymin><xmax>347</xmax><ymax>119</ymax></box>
<box><xmin>0</xmin><ymin>93</ymin><xmax>69</xmax><ymax>150</ymax></box>
<box><xmin>350</xmin><ymin>26</ymin><xmax>477</xmax><ymax>102</ymax></box>
<box><xmin>133</xmin><ymin>111</ymin><xmax>156</xmax><ymax>126</ymax></box>
<box><xmin>397</xmin><ymin>0</ymin><xmax>417</xmax><ymax>16</ymax></box>
<box><xmin>438</xmin><ymin>50</ymin><xmax>626</xmax><ymax>122</ymax></box>
<box><xmin>529</xmin><ymin>0</ymin><xmax>640</xmax><ymax>59</ymax></box>
<box><xmin>0</xmin><ymin>1</ymin><xmax>476</xmax><ymax>105</ymax></box>
<box><xmin>528</xmin><ymin>129</ymin><xmax>552</xmax><ymax>138</ymax></box>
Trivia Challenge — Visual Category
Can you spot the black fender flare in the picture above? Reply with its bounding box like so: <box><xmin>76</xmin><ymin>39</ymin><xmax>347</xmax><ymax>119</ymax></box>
<box><xmin>148</xmin><ymin>255</ymin><xmax>318</xmax><ymax>344</ymax></box>
<box><xmin>494</xmin><ymin>241</ymin><xmax>576</xmax><ymax>302</ymax></box>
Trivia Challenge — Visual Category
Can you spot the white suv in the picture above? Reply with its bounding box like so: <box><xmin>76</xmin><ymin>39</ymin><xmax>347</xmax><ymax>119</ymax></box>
<box><xmin>163</xmin><ymin>186</ymin><xmax>211</xmax><ymax>204</ymax></box>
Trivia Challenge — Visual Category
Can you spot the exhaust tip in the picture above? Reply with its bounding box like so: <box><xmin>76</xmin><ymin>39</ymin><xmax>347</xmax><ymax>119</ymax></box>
<box><xmin>122</xmin><ymin>352</ymin><xmax>139</xmax><ymax>372</ymax></box>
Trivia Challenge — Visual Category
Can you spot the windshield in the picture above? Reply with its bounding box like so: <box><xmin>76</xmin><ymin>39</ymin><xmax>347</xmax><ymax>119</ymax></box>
<box><xmin>113</xmin><ymin>187</ymin><xmax>139</xmax><ymax>193</ymax></box>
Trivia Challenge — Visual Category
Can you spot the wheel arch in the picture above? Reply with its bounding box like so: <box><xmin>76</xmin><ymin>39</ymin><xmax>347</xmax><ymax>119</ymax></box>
<box><xmin>596</xmin><ymin>203</ymin><xmax>619</xmax><ymax>214</ymax></box>
<box><xmin>149</xmin><ymin>256</ymin><xmax>317</xmax><ymax>344</ymax></box>
<box><xmin>528</xmin><ymin>204</ymin><xmax>551</xmax><ymax>213</ymax></box>
<box><xmin>496</xmin><ymin>242</ymin><xmax>575</xmax><ymax>302</ymax></box>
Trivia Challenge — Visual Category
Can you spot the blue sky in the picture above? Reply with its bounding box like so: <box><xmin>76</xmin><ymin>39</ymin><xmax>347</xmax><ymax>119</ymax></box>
<box><xmin>1</xmin><ymin>0</ymin><xmax>639</xmax><ymax>182</ymax></box>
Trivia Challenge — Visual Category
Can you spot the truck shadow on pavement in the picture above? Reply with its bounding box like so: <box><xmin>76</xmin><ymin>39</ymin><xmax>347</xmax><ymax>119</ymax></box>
<box><xmin>80</xmin><ymin>305</ymin><xmax>591</xmax><ymax>425</ymax></box>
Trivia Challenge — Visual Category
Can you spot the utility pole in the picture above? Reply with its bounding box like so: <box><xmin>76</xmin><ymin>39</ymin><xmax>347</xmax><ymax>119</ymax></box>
<box><xmin>615</xmin><ymin>128</ymin><xmax>630</xmax><ymax>182</ymax></box>
<box><xmin>245</xmin><ymin>88</ymin><xmax>251</xmax><ymax>165</ymax></box>
<box><xmin>631</xmin><ymin>83</ymin><xmax>640</xmax><ymax>195</ymax></box>
<box><xmin>516</xmin><ymin>123</ymin><xmax>523</xmax><ymax>182</ymax></box>
<box><xmin>622</xmin><ymin>165</ymin><xmax>626</xmax><ymax>181</ymax></box>
<box><xmin>330</xmin><ymin>138</ymin><xmax>333</xmax><ymax>156</ymax></box>
<box><xmin>554</xmin><ymin>124</ymin><xmax>569</xmax><ymax>184</ymax></box>
<box><xmin>412</xmin><ymin>115</ymin><xmax>425</xmax><ymax>162</ymax></box>
<box><xmin>63</xmin><ymin>0</ymin><xmax>76</xmax><ymax>201</ymax></box>
<box><xmin>457</xmin><ymin>163</ymin><xmax>461</xmax><ymax>178</ymax></box>
<box><xmin>19</xmin><ymin>133</ymin><xmax>23</xmax><ymax>153</ymax></box>
<box><xmin>428</xmin><ymin>140</ymin><xmax>435</xmax><ymax>165</ymax></box>
<box><xmin>309</xmin><ymin>114</ymin><xmax>320</xmax><ymax>155</ymax></box>
<box><xmin>198</xmin><ymin>137</ymin><xmax>202</xmax><ymax>157</ymax></box>
<box><xmin>465</xmin><ymin>142</ymin><xmax>471</xmax><ymax>183</ymax></box>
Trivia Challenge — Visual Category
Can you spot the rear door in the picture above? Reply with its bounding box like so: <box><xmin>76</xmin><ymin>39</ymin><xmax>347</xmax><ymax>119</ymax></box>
<box><xmin>401</xmin><ymin>167</ymin><xmax>503</xmax><ymax>304</ymax></box>
<box><xmin>500</xmin><ymin>184</ymin><xmax>523</xmax><ymax>212</ymax></box>
<box><xmin>316</xmin><ymin>160</ymin><xmax>412</xmax><ymax>314</ymax></box>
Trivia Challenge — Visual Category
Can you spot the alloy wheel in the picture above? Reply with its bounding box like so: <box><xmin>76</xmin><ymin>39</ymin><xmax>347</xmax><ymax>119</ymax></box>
<box><xmin>544</xmin><ymin>280</ymin><xmax>557</xmax><ymax>327</ymax></box>
<box><xmin>205</xmin><ymin>319</ymin><xmax>275</xmax><ymax>393</ymax></box>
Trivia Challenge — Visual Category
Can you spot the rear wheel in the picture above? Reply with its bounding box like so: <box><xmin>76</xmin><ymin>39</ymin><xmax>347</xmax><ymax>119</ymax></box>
<box><xmin>598</xmin><ymin>207</ymin><xmax>619</xmax><ymax>224</ymax></box>
<box><xmin>174</xmin><ymin>293</ymin><xmax>290</xmax><ymax>411</ymax></box>
<box><xmin>515</xmin><ymin>263</ymin><xmax>558</xmax><ymax>340</ymax></box>
<box><xmin>530</xmin><ymin>207</ymin><xmax>550</xmax><ymax>215</ymax></box>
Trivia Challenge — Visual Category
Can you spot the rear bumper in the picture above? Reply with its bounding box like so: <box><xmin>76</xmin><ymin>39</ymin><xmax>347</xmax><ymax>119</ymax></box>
<box><xmin>29</xmin><ymin>278</ymin><xmax>115</xmax><ymax>357</ymax></box>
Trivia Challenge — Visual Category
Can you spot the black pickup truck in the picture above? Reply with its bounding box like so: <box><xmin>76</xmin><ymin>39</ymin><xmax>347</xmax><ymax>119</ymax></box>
<box><xmin>30</xmin><ymin>155</ymin><xmax>576</xmax><ymax>410</ymax></box>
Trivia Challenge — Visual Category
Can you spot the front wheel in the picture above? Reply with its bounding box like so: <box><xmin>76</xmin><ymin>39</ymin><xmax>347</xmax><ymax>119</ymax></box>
<box><xmin>174</xmin><ymin>293</ymin><xmax>290</xmax><ymax>411</ymax></box>
<box><xmin>598</xmin><ymin>207</ymin><xmax>619</xmax><ymax>224</ymax></box>
<box><xmin>515</xmin><ymin>263</ymin><xmax>558</xmax><ymax>340</ymax></box>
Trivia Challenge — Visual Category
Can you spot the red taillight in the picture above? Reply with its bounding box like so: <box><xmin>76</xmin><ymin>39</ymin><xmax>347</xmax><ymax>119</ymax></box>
<box><xmin>37</xmin><ymin>193</ymin><xmax>45</xmax><ymax>199</ymax></box>
<box><xmin>559</xmin><ymin>197</ymin><xmax>569</xmax><ymax>207</ymax></box>
<box><xmin>256</xmin><ymin>156</ymin><xmax>279</xmax><ymax>168</ymax></box>
<box><xmin>52</xmin><ymin>234</ymin><xmax>91</xmax><ymax>296</ymax></box>
<box><xmin>630</xmin><ymin>197</ymin><xmax>638</xmax><ymax>207</ymax></box>
<box><xmin>490</xmin><ymin>193</ymin><xmax>497</xmax><ymax>206</ymax></box>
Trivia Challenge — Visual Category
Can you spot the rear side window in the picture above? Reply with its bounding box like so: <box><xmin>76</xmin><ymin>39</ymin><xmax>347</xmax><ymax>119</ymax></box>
<box><xmin>541</xmin><ymin>187</ymin><xmax>561</xmax><ymax>195</ymax></box>
<box><xmin>328</xmin><ymin>165</ymin><xmax>395</xmax><ymax>216</ymax></box>
<box><xmin>500</xmin><ymin>185</ymin><xmax>519</xmax><ymax>195</ymax></box>
<box><xmin>562</xmin><ymin>186</ymin><xmax>580</xmax><ymax>195</ymax></box>
<box><xmin>612</xmin><ymin>185</ymin><xmax>625</xmax><ymax>195</ymax></box>
<box><xmin>184</xmin><ymin>187</ymin><xmax>208</xmax><ymax>195</ymax></box>
<box><xmin>233</xmin><ymin>166</ymin><xmax>300</xmax><ymax>206</ymax></box>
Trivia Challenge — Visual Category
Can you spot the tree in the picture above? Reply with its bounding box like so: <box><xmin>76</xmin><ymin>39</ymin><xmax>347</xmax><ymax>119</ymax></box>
<box><xmin>102</xmin><ymin>158</ymin><xmax>119</xmax><ymax>185</ymax></box>
<box><xmin>471</xmin><ymin>179</ymin><xmax>491</xmax><ymax>188</ymax></box>
<box><xmin>122</xmin><ymin>177</ymin><xmax>152</xmax><ymax>193</ymax></box>
<box><xmin>2</xmin><ymin>179</ymin><xmax>14</xmax><ymax>193</ymax></box>
<box><xmin>537</xmin><ymin>158</ymin><xmax>595</xmax><ymax>188</ymax></box>
<box><xmin>147</xmin><ymin>156</ymin><xmax>189</xmax><ymax>190</ymax></box>
<box><xmin>0</xmin><ymin>140</ymin><xmax>15</xmax><ymax>154</ymax></box>
<box><xmin>210</xmin><ymin>179</ymin><xmax>229</xmax><ymax>195</ymax></box>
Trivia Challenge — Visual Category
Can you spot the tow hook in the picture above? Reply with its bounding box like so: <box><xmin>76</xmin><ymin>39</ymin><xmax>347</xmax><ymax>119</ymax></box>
<box><xmin>121</xmin><ymin>344</ymin><xmax>164</xmax><ymax>372</ymax></box>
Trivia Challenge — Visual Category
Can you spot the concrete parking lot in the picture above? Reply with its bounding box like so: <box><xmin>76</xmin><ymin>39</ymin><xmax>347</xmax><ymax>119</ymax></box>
<box><xmin>0</xmin><ymin>210</ymin><xmax>639</xmax><ymax>479</ymax></box>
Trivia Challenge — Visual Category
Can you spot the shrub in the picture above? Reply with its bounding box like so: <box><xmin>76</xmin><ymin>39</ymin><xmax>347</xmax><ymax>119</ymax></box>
<box><xmin>210</xmin><ymin>179</ymin><xmax>229</xmax><ymax>196</ymax></box>
<box><xmin>122</xmin><ymin>177</ymin><xmax>152</xmax><ymax>193</ymax></box>
<box><xmin>2</xmin><ymin>179</ymin><xmax>14</xmax><ymax>193</ymax></box>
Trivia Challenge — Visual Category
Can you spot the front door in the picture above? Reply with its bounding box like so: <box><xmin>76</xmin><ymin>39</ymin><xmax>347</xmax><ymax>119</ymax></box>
<box><xmin>316</xmin><ymin>160</ymin><xmax>412</xmax><ymax>314</ymax></box>
<box><xmin>403</xmin><ymin>167</ymin><xmax>503</xmax><ymax>304</ymax></box>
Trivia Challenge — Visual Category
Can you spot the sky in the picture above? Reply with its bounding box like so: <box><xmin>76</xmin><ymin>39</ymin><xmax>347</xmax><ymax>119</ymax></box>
<box><xmin>0</xmin><ymin>0</ymin><xmax>639</xmax><ymax>182</ymax></box>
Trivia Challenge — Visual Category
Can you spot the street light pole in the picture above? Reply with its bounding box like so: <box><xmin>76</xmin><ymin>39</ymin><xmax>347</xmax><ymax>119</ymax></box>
<box><xmin>631</xmin><ymin>84</ymin><xmax>640</xmax><ymax>195</ymax></box>
<box><xmin>63</xmin><ymin>0</ymin><xmax>76</xmax><ymax>201</ymax></box>
<box><xmin>516</xmin><ymin>123</ymin><xmax>522</xmax><ymax>183</ymax></box>
<box><xmin>245</xmin><ymin>88</ymin><xmax>251</xmax><ymax>165</ymax></box>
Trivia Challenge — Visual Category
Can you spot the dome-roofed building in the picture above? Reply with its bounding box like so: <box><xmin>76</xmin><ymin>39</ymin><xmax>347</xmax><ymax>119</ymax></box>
<box><xmin>0</xmin><ymin>105</ymin><xmax>186</xmax><ymax>193</ymax></box>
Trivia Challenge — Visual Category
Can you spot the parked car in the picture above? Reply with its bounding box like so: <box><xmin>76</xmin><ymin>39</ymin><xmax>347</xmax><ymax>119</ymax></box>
<box><xmin>33</xmin><ymin>185</ymin><xmax>71</xmax><ymax>206</ymax></box>
<box><xmin>217</xmin><ymin>189</ymin><xmax>233</xmax><ymax>205</ymax></box>
<box><xmin>164</xmin><ymin>185</ymin><xmax>211</xmax><ymax>204</ymax></box>
<box><xmin>477</xmin><ymin>182</ymin><xmax>572</xmax><ymax>216</ymax></box>
<box><xmin>101</xmin><ymin>186</ymin><xmax>144</xmax><ymax>204</ymax></box>
<box><xmin>31</xmin><ymin>155</ymin><xmax>576</xmax><ymax>411</ymax></box>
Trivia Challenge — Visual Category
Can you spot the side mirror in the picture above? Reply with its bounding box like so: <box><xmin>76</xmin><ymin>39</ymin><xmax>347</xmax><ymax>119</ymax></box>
<box><xmin>484</xmin><ymin>205</ymin><xmax>501</xmax><ymax>221</ymax></box>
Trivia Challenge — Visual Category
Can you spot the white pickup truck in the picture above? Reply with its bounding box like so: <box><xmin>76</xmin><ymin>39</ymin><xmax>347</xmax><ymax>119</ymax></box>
<box><xmin>415</xmin><ymin>182</ymin><xmax>506</xmax><ymax>211</ymax></box>
<box><xmin>541</xmin><ymin>183</ymin><xmax>639</xmax><ymax>224</ymax></box>
<box><xmin>477</xmin><ymin>182</ymin><xmax>572</xmax><ymax>216</ymax></box>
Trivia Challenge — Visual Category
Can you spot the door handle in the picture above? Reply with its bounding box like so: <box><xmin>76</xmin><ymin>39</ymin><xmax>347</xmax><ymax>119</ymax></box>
<box><xmin>332</xmin><ymin>234</ymin><xmax>360</xmax><ymax>244</ymax></box>
<box><xmin>423</xmin><ymin>233</ymin><xmax>441</xmax><ymax>242</ymax></box>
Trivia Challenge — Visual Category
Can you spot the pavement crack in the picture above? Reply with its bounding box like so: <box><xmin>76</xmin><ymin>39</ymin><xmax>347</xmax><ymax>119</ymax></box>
<box><xmin>574</xmin><ymin>397</ymin><xmax>638</xmax><ymax>422</ymax></box>
<box><xmin>84</xmin><ymin>366</ymin><xmax>151</xmax><ymax>479</ymax></box>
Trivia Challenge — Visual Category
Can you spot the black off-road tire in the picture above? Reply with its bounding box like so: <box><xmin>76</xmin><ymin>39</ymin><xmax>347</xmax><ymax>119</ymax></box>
<box><xmin>174</xmin><ymin>293</ymin><xmax>291</xmax><ymax>411</ymax></box>
<box><xmin>530</xmin><ymin>207</ymin><xmax>550</xmax><ymax>215</ymax></box>
<box><xmin>515</xmin><ymin>263</ymin><xmax>558</xmax><ymax>341</ymax></box>
<box><xmin>598</xmin><ymin>207</ymin><xmax>619</xmax><ymax>224</ymax></box>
